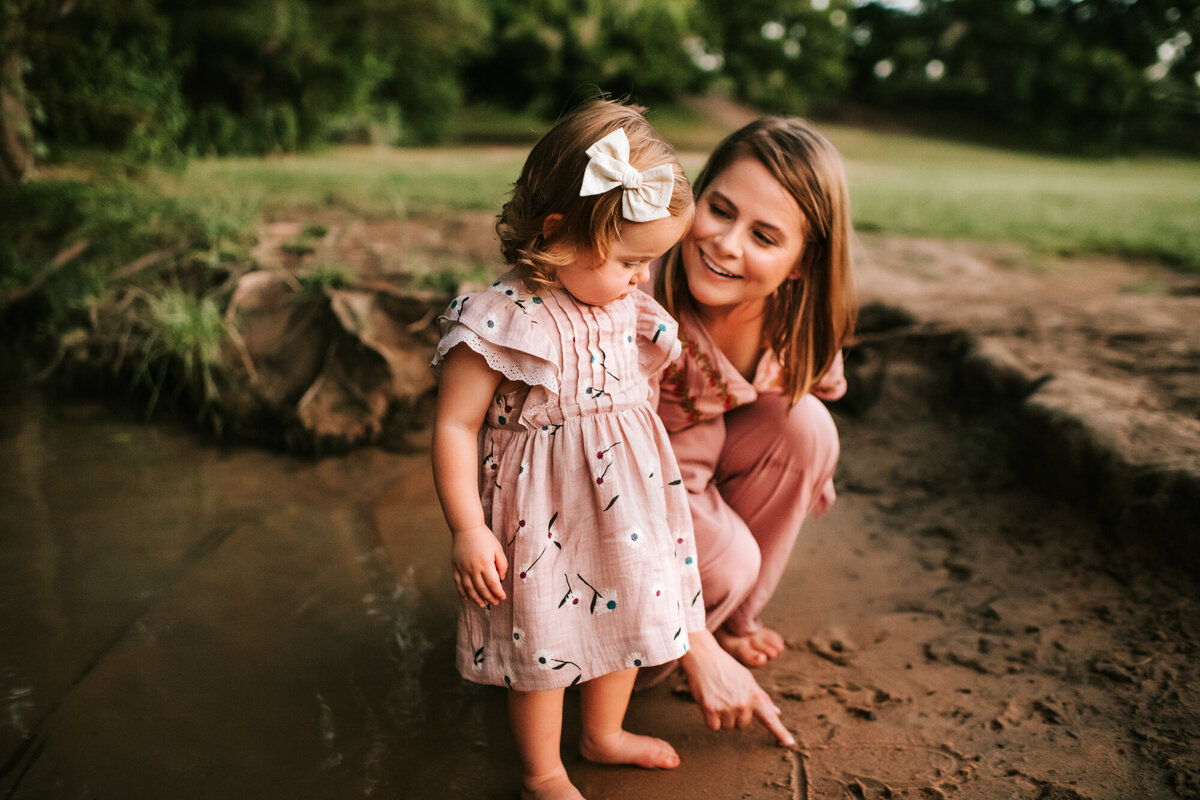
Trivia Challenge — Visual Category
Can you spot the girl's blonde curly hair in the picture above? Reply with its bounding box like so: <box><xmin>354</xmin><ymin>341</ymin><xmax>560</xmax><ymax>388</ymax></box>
<box><xmin>497</xmin><ymin>98</ymin><xmax>693</xmax><ymax>291</ymax></box>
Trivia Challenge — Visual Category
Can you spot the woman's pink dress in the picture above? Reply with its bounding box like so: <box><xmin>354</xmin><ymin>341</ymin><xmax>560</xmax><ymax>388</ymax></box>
<box><xmin>657</xmin><ymin>308</ymin><xmax>844</xmax><ymax>638</ymax></box>
<box><xmin>434</xmin><ymin>272</ymin><xmax>705</xmax><ymax>691</ymax></box>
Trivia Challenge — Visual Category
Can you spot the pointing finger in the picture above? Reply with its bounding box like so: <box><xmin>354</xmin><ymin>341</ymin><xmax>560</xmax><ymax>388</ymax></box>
<box><xmin>755</xmin><ymin>694</ymin><xmax>795</xmax><ymax>746</ymax></box>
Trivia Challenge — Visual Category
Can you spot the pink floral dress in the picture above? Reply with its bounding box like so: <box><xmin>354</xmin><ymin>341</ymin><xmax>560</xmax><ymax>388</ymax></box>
<box><xmin>433</xmin><ymin>272</ymin><xmax>705</xmax><ymax>691</ymax></box>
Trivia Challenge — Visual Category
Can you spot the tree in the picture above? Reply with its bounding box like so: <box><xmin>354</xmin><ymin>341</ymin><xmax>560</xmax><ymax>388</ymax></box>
<box><xmin>335</xmin><ymin>0</ymin><xmax>491</xmax><ymax>144</ymax></box>
<box><xmin>1</xmin><ymin>0</ymin><xmax>77</xmax><ymax>187</ymax></box>
<box><xmin>163</xmin><ymin>0</ymin><xmax>489</xmax><ymax>150</ymax></box>
<box><xmin>26</xmin><ymin>0</ymin><xmax>186</xmax><ymax>162</ymax></box>
<box><xmin>849</xmin><ymin>0</ymin><xmax>1200</xmax><ymax>153</ymax></box>
<box><xmin>698</xmin><ymin>0</ymin><xmax>854</xmax><ymax>114</ymax></box>
<box><xmin>163</xmin><ymin>0</ymin><xmax>331</xmax><ymax>154</ymax></box>
<box><xmin>463</xmin><ymin>0</ymin><xmax>702</xmax><ymax>116</ymax></box>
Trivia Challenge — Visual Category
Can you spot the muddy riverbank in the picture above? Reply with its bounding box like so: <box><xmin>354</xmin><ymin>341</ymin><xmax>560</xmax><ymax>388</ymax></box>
<box><xmin>2</xmin><ymin>226</ymin><xmax>1198</xmax><ymax>798</ymax></box>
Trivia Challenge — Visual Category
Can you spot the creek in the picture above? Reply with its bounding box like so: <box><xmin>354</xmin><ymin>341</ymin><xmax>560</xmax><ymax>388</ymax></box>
<box><xmin>0</xmin><ymin>382</ymin><xmax>518</xmax><ymax>798</ymax></box>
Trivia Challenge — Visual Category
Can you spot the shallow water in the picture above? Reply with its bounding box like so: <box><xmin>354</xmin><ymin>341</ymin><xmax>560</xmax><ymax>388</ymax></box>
<box><xmin>0</xmin><ymin>390</ymin><xmax>521</xmax><ymax>799</ymax></box>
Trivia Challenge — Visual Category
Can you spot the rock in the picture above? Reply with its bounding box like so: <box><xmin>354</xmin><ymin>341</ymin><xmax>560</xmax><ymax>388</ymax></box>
<box><xmin>222</xmin><ymin>270</ymin><xmax>443</xmax><ymax>451</ymax></box>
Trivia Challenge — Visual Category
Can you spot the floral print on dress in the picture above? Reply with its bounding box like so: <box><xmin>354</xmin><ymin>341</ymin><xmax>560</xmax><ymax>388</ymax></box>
<box><xmin>441</xmin><ymin>271</ymin><xmax>703</xmax><ymax>691</ymax></box>
<box><xmin>495</xmin><ymin>394</ymin><xmax>515</xmax><ymax>426</ymax></box>
<box><xmin>532</xmin><ymin>652</ymin><xmax>582</xmax><ymax>687</ymax></box>
<box><xmin>490</xmin><ymin>279</ymin><xmax>544</xmax><ymax>315</ymax></box>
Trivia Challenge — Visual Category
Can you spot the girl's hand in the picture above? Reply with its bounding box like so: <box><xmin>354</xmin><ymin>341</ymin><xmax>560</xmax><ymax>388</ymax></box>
<box><xmin>452</xmin><ymin>525</ymin><xmax>509</xmax><ymax>608</ymax></box>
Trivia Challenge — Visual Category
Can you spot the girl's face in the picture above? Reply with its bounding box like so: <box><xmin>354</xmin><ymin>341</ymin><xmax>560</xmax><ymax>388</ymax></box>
<box><xmin>681</xmin><ymin>156</ymin><xmax>807</xmax><ymax>318</ymax></box>
<box><xmin>557</xmin><ymin>213</ymin><xmax>691</xmax><ymax>306</ymax></box>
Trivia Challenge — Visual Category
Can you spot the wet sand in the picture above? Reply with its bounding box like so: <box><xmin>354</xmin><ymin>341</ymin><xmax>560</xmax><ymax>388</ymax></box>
<box><xmin>3</xmin><ymin>326</ymin><xmax>1197</xmax><ymax>798</ymax></box>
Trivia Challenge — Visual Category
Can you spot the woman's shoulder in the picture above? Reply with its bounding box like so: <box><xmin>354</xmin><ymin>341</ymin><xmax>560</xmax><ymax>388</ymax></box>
<box><xmin>656</xmin><ymin>308</ymin><xmax>764</xmax><ymax>428</ymax></box>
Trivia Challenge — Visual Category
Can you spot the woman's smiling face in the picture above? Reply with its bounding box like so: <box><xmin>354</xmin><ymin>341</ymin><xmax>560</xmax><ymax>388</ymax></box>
<box><xmin>681</xmin><ymin>156</ymin><xmax>808</xmax><ymax>318</ymax></box>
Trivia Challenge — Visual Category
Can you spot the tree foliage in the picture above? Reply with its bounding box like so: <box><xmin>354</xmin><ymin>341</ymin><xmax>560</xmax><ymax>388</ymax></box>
<box><xmin>4</xmin><ymin>0</ymin><xmax>489</xmax><ymax>176</ymax></box>
<box><xmin>2</xmin><ymin>0</ymin><xmax>1198</xmax><ymax>185</ymax></box>
<box><xmin>463</xmin><ymin>0</ymin><xmax>703</xmax><ymax>115</ymax></box>
<box><xmin>697</xmin><ymin>0</ymin><xmax>853</xmax><ymax>113</ymax></box>
<box><xmin>24</xmin><ymin>0</ymin><xmax>187</xmax><ymax>162</ymax></box>
<box><xmin>2</xmin><ymin>0</ymin><xmax>77</xmax><ymax>184</ymax></box>
<box><xmin>849</xmin><ymin>0</ymin><xmax>1200</xmax><ymax>153</ymax></box>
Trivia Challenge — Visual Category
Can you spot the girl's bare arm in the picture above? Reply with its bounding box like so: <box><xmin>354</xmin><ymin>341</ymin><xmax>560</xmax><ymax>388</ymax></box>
<box><xmin>432</xmin><ymin>345</ymin><xmax>508</xmax><ymax>608</ymax></box>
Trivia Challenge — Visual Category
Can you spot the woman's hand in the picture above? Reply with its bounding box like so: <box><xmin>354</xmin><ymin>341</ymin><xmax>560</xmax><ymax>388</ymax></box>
<box><xmin>811</xmin><ymin>350</ymin><xmax>847</xmax><ymax>401</ymax></box>
<box><xmin>452</xmin><ymin>524</ymin><xmax>508</xmax><ymax>608</ymax></box>
<box><xmin>680</xmin><ymin>629</ymin><xmax>795</xmax><ymax>746</ymax></box>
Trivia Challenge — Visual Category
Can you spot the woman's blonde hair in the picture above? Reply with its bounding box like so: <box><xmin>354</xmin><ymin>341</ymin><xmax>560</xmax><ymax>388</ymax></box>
<box><xmin>656</xmin><ymin>116</ymin><xmax>858</xmax><ymax>404</ymax></box>
<box><xmin>497</xmin><ymin>98</ymin><xmax>693</xmax><ymax>290</ymax></box>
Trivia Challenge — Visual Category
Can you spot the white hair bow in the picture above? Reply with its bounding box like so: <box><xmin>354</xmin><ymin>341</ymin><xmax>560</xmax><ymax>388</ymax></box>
<box><xmin>579</xmin><ymin>128</ymin><xmax>674</xmax><ymax>222</ymax></box>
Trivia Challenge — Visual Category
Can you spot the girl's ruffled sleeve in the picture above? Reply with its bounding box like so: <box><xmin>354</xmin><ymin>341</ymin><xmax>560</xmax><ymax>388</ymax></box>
<box><xmin>431</xmin><ymin>276</ymin><xmax>560</xmax><ymax>397</ymax></box>
<box><xmin>631</xmin><ymin>290</ymin><xmax>682</xmax><ymax>381</ymax></box>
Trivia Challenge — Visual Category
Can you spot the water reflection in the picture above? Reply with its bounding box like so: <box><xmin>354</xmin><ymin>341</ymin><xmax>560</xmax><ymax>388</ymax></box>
<box><xmin>0</xmin><ymin>390</ymin><xmax>517</xmax><ymax>799</ymax></box>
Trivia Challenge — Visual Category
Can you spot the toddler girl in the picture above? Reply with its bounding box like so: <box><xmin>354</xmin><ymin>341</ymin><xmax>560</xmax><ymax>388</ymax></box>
<box><xmin>431</xmin><ymin>99</ymin><xmax>704</xmax><ymax>800</ymax></box>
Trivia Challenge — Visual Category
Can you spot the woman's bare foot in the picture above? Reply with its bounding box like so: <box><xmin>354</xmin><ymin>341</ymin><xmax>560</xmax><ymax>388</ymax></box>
<box><xmin>579</xmin><ymin>730</ymin><xmax>681</xmax><ymax>770</ymax></box>
<box><xmin>714</xmin><ymin>627</ymin><xmax>785</xmax><ymax>666</ymax></box>
<box><xmin>521</xmin><ymin>767</ymin><xmax>586</xmax><ymax>800</ymax></box>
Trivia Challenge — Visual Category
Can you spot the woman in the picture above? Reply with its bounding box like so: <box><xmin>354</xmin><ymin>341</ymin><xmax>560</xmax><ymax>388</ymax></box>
<box><xmin>643</xmin><ymin>116</ymin><xmax>857</xmax><ymax>745</ymax></box>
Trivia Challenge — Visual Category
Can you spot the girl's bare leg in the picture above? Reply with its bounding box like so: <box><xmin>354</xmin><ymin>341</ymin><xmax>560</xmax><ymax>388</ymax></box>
<box><xmin>509</xmin><ymin>688</ymin><xmax>585</xmax><ymax>800</ymax></box>
<box><xmin>579</xmin><ymin>668</ymin><xmax>680</xmax><ymax>769</ymax></box>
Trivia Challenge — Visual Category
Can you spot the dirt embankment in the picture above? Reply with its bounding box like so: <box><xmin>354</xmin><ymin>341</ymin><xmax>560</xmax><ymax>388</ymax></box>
<box><xmin>849</xmin><ymin>233</ymin><xmax>1200</xmax><ymax>570</ymax></box>
<box><xmin>241</xmin><ymin>210</ymin><xmax>1200</xmax><ymax>564</ymax></box>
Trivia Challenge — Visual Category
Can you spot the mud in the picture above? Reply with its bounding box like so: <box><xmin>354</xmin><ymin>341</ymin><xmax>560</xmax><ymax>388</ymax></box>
<box><xmin>2</xmin><ymin>218</ymin><xmax>1198</xmax><ymax>798</ymax></box>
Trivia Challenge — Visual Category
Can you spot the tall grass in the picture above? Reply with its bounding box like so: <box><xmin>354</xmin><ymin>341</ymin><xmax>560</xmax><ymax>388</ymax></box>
<box><xmin>134</xmin><ymin>289</ymin><xmax>226</xmax><ymax>417</ymax></box>
<box><xmin>2</xmin><ymin>178</ymin><xmax>255</xmax><ymax>327</ymax></box>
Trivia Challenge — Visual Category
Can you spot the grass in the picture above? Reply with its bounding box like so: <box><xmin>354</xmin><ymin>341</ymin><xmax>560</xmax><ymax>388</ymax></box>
<box><xmin>134</xmin><ymin>289</ymin><xmax>226</xmax><ymax>417</ymax></box>
<box><xmin>820</xmin><ymin>124</ymin><xmax>1200</xmax><ymax>268</ymax></box>
<box><xmin>11</xmin><ymin>102</ymin><xmax>1200</xmax><ymax>285</ymax></box>
<box><xmin>5</xmin><ymin>104</ymin><xmax>1196</xmax><ymax>431</ymax></box>
<box><xmin>2</xmin><ymin>178</ymin><xmax>254</xmax><ymax>324</ymax></box>
<box><xmin>171</xmin><ymin>147</ymin><xmax>527</xmax><ymax>219</ymax></box>
<box><xmin>161</xmin><ymin>106</ymin><xmax>1200</xmax><ymax>271</ymax></box>
<box><xmin>0</xmin><ymin>176</ymin><xmax>254</xmax><ymax>417</ymax></box>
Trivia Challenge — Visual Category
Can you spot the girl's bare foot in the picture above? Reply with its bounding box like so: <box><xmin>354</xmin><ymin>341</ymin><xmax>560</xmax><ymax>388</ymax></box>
<box><xmin>714</xmin><ymin>627</ymin><xmax>785</xmax><ymax>666</ymax></box>
<box><xmin>580</xmin><ymin>730</ymin><xmax>681</xmax><ymax>770</ymax></box>
<box><xmin>521</xmin><ymin>767</ymin><xmax>586</xmax><ymax>800</ymax></box>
